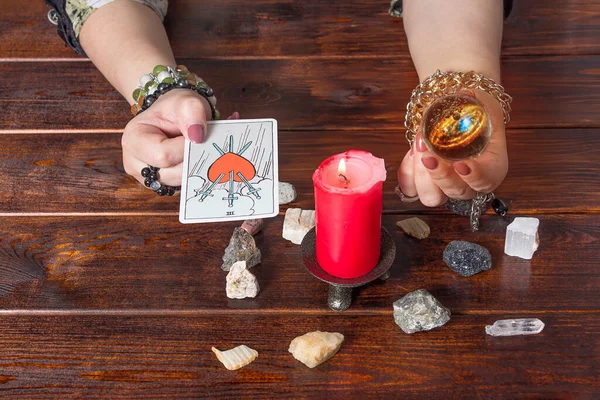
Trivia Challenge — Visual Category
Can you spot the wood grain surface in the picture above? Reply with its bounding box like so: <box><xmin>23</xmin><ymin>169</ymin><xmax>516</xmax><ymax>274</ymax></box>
<box><xmin>1</xmin><ymin>57</ymin><xmax>599</xmax><ymax>131</ymax></box>
<box><xmin>1</xmin><ymin>0</ymin><xmax>598</xmax><ymax>396</ymax></box>
<box><xmin>0</xmin><ymin>314</ymin><xmax>596</xmax><ymax>398</ymax></box>
<box><xmin>3</xmin><ymin>0</ymin><xmax>599</xmax><ymax>59</ymax></box>
<box><xmin>0</xmin><ymin>214</ymin><xmax>597</xmax><ymax>312</ymax></box>
<box><xmin>0</xmin><ymin>129</ymin><xmax>598</xmax><ymax>214</ymax></box>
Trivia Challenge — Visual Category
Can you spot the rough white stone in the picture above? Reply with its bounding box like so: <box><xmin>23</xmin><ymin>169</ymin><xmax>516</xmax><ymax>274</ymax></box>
<box><xmin>288</xmin><ymin>331</ymin><xmax>344</xmax><ymax>368</ymax></box>
<box><xmin>278</xmin><ymin>182</ymin><xmax>297</xmax><ymax>205</ymax></box>
<box><xmin>504</xmin><ymin>217</ymin><xmax>540</xmax><ymax>260</ymax></box>
<box><xmin>282</xmin><ymin>208</ymin><xmax>315</xmax><ymax>245</ymax></box>
<box><xmin>226</xmin><ymin>261</ymin><xmax>260</xmax><ymax>299</ymax></box>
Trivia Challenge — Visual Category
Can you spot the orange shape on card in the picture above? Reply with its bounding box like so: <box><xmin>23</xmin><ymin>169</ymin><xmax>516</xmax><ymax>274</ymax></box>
<box><xmin>208</xmin><ymin>153</ymin><xmax>256</xmax><ymax>183</ymax></box>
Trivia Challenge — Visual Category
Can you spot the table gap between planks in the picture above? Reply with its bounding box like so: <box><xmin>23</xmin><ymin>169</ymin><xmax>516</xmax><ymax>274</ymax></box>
<box><xmin>0</xmin><ymin>0</ymin><xmax>598</xmax><ymax>397</ymax></box>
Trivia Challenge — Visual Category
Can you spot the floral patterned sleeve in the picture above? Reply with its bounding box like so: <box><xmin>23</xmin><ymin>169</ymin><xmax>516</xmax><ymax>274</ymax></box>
<box><xmin>45</xmin><ymin>0</ymin><xmax>168</xmax><ymax>56</ymax></box>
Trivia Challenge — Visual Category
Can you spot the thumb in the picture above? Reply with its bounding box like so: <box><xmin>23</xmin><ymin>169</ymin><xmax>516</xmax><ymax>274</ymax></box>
<box><xmin>175</xmin><ymin>94</ymin><xmax>210</xmax><ymax>144</ymax></box>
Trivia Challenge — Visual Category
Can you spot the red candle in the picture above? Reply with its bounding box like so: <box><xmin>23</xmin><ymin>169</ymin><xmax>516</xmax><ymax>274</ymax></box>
<box><xmin>312</xmin><ymin>150</ymin><xmax>387</xmax><ymax>278</ymax></box>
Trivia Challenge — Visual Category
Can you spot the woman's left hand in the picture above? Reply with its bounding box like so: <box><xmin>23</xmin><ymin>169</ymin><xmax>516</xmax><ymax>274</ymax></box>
<box><xmin>397</xmin><ymin>89</ymin><xmax>509</xmax><ymax>207</ymax></box>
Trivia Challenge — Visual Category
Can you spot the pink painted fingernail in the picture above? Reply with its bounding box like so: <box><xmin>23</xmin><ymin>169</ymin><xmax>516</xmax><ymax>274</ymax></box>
<box><xmin>454</xmin><ymin>162</ymin><xmax>471</xmax><ymax>176</ymax></box>
<box><xmin>416</xmin><ymin>135</ymin><xmax>426</xmax><ymax>152</ymax></box>
<box><xmin>188</xmin><ymin>124</ymin><xmax>205</xmax><ymax>143</ymax></box>
<box><xmin>421</xmin><ymin>157</ymin><xmax>438</xmax><ymax>170</ymax></box>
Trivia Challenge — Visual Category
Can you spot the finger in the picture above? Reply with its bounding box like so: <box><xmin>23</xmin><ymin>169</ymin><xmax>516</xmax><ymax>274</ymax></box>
<box><xmin>227</xmin><ymin>111</ymin><xmax>240</xmax><ymax>120</ymax></box>
<box><xmin>452</xmin><ymin>129</ymin><xmax>508</xmax><ymax>193</ymax></box>
<box><xmin>414</xmin><ymin>132</ymin><xmax>447</xmax><ymax>207</ymax></box>
<box><xmin>396</xmin><ymin>146</ymin><xmax>419</xmax><ymax>202</ymax></box>
<box><xmin>173</xmin><ymin>93</ymin><xmax>210</xmax><ymax>144</ymax></box>
<box><xmin>122</xmin><ymin>123</ymin><xmax>186</xmax><ymax>168</ymax></box>
<box><xmin>124</xmin><ymin>154</ymin><xmax>183</xmax><ymax>187</ymax></box>
<box><xmin>452</xmin><ymin>90</ymin><xmax>509</xmax><ymax>193</ymax></box>
<box><xmin>453</xmin><ymin>152</ymin><xmax>508</xmax><ymax>193</ymax></box>
<box><xmin>421</xmin><ymin>152</ymin><xmax>476</xmax><ymax>200</ymax></box>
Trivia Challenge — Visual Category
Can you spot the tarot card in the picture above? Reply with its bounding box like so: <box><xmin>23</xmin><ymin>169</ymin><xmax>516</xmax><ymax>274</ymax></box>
<box><xmin>179</xmin><ymin>118</ymin><xmax>279</xmax><ymax>224</ymax></box>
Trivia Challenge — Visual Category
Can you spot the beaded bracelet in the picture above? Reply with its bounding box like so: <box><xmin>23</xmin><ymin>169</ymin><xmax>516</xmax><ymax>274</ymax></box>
<box><xmin>132</xmin><ymin>65</ymin><xmax>220</xmax><ymax>196</ymax></box>
<box><xmin>131</xmin><ymin>64</ymin><xmax>220</xmax><ymax>120</ymax></box>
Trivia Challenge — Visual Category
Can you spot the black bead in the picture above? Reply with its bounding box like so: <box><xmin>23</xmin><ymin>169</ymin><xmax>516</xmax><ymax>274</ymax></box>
<box><xmin>141</xmin><ymin>167</ymin><xmax>151</xmax><ymax>177</ymax></box>
<box><xmin>157</xmin><ymin>187</ymin><xmax>168</xmax><ymax>196</ymax></box>
<box><xmin>144</xmin><ymin>177</ymin><xmax>152</xmax><ymax>187</ymax></box>
<box><xmin>167</xmin><ymin>187</ymin><xmax>176</xmax><ymax>196</ymax></box>
<box><xmin>491</xmin><ymin>198</ymin><xmax>509</xmax><ymax>216</ymax></box>
<box><xmin>157</xmin><ymin>82</ymin><xmax>171</xmax><ymax>94</ymax></box>
<box><xmin>174</xmin><ymin>186</ymin><xmax>181</xmax><ymax>191</ymax></box>
<box><xmin>206</xmin><ymin>88</ymin><xmax>214</xmax><ymax>97</ymax></box>
<box><xmin>149</xmin><ymin>166</ymin><xmax>159</xmax><ymax>172</ymax></box>
<box><xmin>144</xmin><ymin>94</ymin><xmax>156</xmax><ymax>108</ymax></box>
<box><xmin>148</xmin><ymin>172</ymin><xmax>157</xmax><ymax>181</ymax></box>
<box><xmin>175</xmin><ymin>79</ymin><xmax>188</xmax><ymax>88</ymax></box>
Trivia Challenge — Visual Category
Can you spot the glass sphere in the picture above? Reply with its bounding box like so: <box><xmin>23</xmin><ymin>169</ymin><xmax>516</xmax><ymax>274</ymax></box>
<box><xmin>421</xmin><ymin>93</ymin><xmax>492</xmax><ymax>160</ymax></box>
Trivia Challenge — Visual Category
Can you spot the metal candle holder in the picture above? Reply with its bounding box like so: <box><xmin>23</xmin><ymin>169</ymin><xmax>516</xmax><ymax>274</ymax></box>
<box><xmin>301</xmin><ymin>227</ymin><xmax>396</xmax><ymax>311</ymax></box>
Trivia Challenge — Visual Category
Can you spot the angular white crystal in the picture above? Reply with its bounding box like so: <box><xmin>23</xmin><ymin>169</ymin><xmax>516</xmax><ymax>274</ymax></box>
<box><xmin>485</xmin><ymin>318</ymin><xmax>545</xmax><ymax>337</ymax></box>
<box><xmin>278</xmin><ymin>182</ymin><xmax>297</xmax><ymax>205</ymax></box>
<box><xmin>282</xmin><ymin>208</ymin><xmax>315</xmax><ymax>245</ymax></box>
<box><xmin>504</xmin><ymin>217</ymin><xmax>540</xmax><ymax>260</ymax></box>
<box><xmin>226</xmin><ymin>261</ymin><xmax>260</xmax><ymax>299</ymax></box>
<box><xmin>288</xmin><ymin>331</ymin><xmax>344</xmax><ymax>368</ymax></box>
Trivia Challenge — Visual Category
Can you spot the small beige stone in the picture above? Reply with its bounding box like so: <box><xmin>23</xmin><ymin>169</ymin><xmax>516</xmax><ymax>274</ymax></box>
<box><xmin>396</xmin><ymin>217</ymin><xmax>430</xmax><ymax>239</ymax></box>
<box><xmin>212</xmin><ymin>345</ymin><xmax>258</xmax><ymax>370</ymax></box>
<box><xmin>282</xmin><ymin>208</ymin><xmax>316</xmax><ymax>245</ymax></box>
<box><xmin>288</xmin><ymin>331</ymin><xmax>344</xmax><ymax>368</ymax></box>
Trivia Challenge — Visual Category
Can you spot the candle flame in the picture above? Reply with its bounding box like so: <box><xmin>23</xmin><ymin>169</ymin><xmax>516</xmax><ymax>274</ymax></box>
<box><xmin>338</xmin><ymin>158</ymin><xmax>346</xmax><ymax>175</ymax></box>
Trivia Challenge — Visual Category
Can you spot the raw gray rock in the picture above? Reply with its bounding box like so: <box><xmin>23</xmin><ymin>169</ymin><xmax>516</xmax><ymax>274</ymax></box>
<box><xmin>221</xmin><ymin>227</ymin><xmax>262</xmax><ymax>271</ymax></box>
<box><xmin>443</xmin><ymin>240</ymin><xmax>492</xmax><ymax>277</ymax></box>
<box><xmin>393</xmin><ymin>289</ymin><xmax>450</xmax><ymax>334</ymax></box>
<box><xmin>279</xmin><ymin>182</ymin><xmax>297</xmax><ymax>205</ymax></box>
<box><xmin>444</xmin><ymin>199</ymin><xmax>472</xmax><ymax>216</ymax></box>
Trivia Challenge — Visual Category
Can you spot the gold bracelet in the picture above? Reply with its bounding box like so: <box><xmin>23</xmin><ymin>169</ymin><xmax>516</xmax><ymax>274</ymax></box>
<box><xmin>404</xmin><ymin>70</ymin><xmax>512</xmax><ymax>146</ymax></box>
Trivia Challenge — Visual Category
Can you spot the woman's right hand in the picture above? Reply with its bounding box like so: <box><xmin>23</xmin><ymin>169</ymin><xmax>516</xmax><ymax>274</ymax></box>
<box><xmin>121</xmin><ymin>89</ymin><xmax>239</xmax><ymax>187</ymax></box>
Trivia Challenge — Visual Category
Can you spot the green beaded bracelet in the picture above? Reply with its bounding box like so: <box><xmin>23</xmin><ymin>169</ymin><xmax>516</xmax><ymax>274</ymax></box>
<box><xmin>131</xmin><ymin>64</ymin><xmax>219</xmax><ymax>120</ymax></box>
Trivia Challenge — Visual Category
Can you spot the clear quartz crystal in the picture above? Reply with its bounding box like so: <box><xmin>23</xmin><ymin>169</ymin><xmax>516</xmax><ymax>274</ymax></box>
<box><xmin>485</xmin><ymin>318</ymin><xmax>545</xmax><ymax>337</ymax></box>
<box><xmin>504</xmin><ymin>217</ymin><xmax>540</xmax><ymax>260</ymax></box>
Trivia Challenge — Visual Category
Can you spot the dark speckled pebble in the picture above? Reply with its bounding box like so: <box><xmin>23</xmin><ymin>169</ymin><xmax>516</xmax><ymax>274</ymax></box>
<box><xmin>443</xmin><ymin>241</ymin><xmax>492</xmax><ymax>277</ymax></box>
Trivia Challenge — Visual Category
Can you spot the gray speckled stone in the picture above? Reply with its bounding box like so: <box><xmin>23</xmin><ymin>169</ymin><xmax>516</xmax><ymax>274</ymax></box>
<box><xmin>393</xmin><ymin>289</ymin><xmax>450</xmax><ymax>334</ymax></box>
<box><xmin>443</xmin><ymin>241</ymin><xmax>492</xmax><ymax>277</ymax></box>
<box><xmin>279</xmin><ymin>182</ymin><xmax>297</xmax><ymax>205</ymax></box>
<box><xmin>444</xmin><ymin>199</ymin><xmax>472</xmax><ymax>216</ymax></box>
<box><xmin>221</xmin><ymin>227</ymin><xmax>262</xmax><ymax>271</ymax></box>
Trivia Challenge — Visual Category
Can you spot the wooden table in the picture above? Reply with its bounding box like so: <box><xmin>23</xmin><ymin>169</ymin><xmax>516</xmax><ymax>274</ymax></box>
<box><xmin>1</xmin><ymin>1</ymin><xmax>598</xmax><ymax>397</ymax></box>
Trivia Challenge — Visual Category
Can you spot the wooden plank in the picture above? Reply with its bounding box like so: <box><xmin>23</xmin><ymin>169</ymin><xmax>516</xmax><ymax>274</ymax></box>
<box><xmin>1</xmin><ymin>57</ymin><xmax>599</xmax><ymax>131</ymax></box>
<box><xmin>0</xmin><ymin>214</ymin><xmax>597</xmax><ymax>311</ymax></box>
<box><xmin>0</xmin><ymin>313</ymin><xmax>596</xmax><ymax>397</ymax></box>
<box><xmin>3</xmin><ymin>0</ymin><xmax>599</xmax><ymax>59</ymax></box>
<box><xmin>0</xmin><ymin>129</ymin><xmax>598</xmax><ymax>214</ymax></box>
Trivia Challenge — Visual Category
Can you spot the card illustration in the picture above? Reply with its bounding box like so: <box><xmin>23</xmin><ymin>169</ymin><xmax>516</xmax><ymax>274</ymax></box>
<box><xmin>179</xmin><ymin>119</ymin><xmax>279</xmax><ymax>224</ymax></box>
